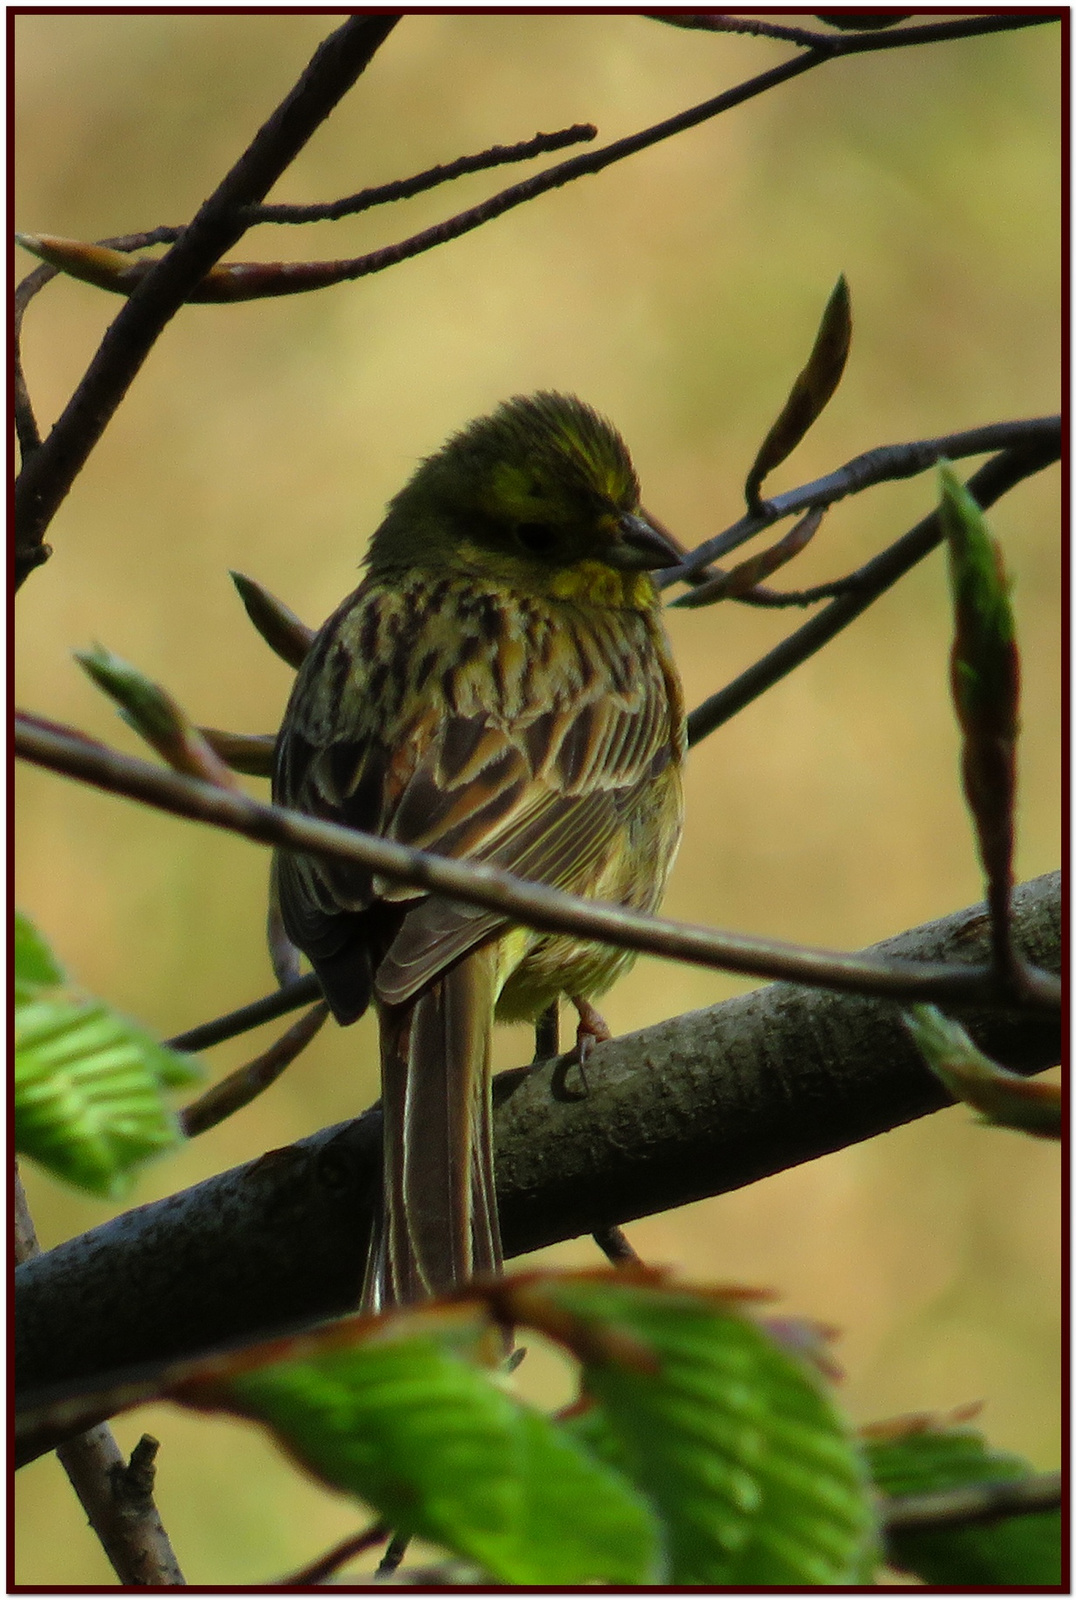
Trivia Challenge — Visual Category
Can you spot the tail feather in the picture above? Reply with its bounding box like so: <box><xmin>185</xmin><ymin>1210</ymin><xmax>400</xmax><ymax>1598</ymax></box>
<box><xmin>362</xmin><ymin>948</ymin><xmax>502</xmax><ymax>1311</ymax></box>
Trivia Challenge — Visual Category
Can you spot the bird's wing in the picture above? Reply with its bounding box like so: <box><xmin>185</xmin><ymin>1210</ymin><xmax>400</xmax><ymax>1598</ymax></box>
<box><xmin>274</xmin><ymin>576</ymin><xmax>680</xmax><ymax>1009</ymax></box>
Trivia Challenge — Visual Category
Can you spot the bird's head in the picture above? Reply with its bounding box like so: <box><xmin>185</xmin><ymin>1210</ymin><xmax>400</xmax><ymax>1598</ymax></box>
<box><xmin>366</xmin><ymin>392</ymin><xmax>681</xmax><ymax>605</ymax></box>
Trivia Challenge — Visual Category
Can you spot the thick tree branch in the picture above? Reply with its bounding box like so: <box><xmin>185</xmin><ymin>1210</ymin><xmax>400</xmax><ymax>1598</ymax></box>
<box><xmin>15</xmin><ymin>871</ymin><xmax>1059</xmax><ymax>1448</ymax></box>
<box><xmin>13</xmin><ymin>15</ymin><xmax>399</xmax><ymax>584</ymax></box>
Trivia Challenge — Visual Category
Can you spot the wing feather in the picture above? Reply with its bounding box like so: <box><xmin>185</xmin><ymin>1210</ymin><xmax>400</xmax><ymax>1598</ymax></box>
<box><xmin>273</xmin><ymin>573</ymin><xmax>680</xmax><ymax>1019</ymax></box>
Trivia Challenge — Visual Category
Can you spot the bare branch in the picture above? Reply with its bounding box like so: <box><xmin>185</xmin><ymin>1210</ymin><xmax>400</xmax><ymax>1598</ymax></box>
<box><xmin>16</xmin><ymin>14</ymin><xmax>1052</xmax><ymax>579</ymax></box>
<box><xmin>881</xmin><ymin>1470</ymin><xmax>1062</xmax><ymax>1535</ymax></box>
<box><xmin>13</xmin><ymin>15</ymin><xmax>400</xmax><ymax>584</ymax></box>
<box><xmin>15</xmin><ymin>1172</ymin><xmax>184</xmax><ymax>1583</ymax></box>
<box><xmin>197</xmin><ymin>728</ymin><xmax>276</xmax><ymax>778</ymax></box>
<box><xmin>17</xmin><ymin>50</ymin><xmax>824</xmax><ymax>309</ymax></box>
<box><xmin>15</xmin><ymin>231</ymin><xmax>182</xmax><ymax>467</ymax></box>
<box><xmin>275</xmin><ymin>1522</ymin><xmax>389</xmax><ymax>1586</ymax></box>
<box><xmin>377</xmin><ymin>1533</ymin><xmax>412</xmax><ymax>1579</ymax></box>
<box><xmin>662</xmin><ymin>417</ymin><xmax>1060</xmax><ymax>589</ymax></box>
<box><xmin>645</xmin><ymin>13</ymin><xmax>1056</xmax><ymax>53</ymax></box>
<box><xmin>16</xmin><ymin>713</ymin><xmax>1059</xmax><ymax>1009</ymax></box>
<box><xmin>533</xmin><ymin>1002</ymin><xmax>560</xmax><ymax>1063</ymax></box>
<box><xmin>13</xmin><ymin>263</ymin><xmax>52</xmax><ymax>458</ymax></box>
<box><xmin>593</xmin><ymin>1225</ymin><xmax>643</xmax><ymax>1266</ymax></box>
<box><xmin>14</xmin><ymin>872</ymin><xmax>1060</xmax><ymax>1435</ymax></box>
<box><xmin>179</xmin><ymin>1003</ymin><xmax>329</xmax><ymax>1137</ymax></box>
<box><xmin>245</xmin><ymin>124</ymin><xmax>597</xmax><ymax>224</ymax></box>
<box><xmin>166</xmin><ymin>974</ymin><xmax>322</xmax><ymax>1054</ymax></box>
<box><xmin>684</xmin><ymin>433</ymin><xmax>1060</xmax><ymax>744</ymax></box>
<box><xmin>686</xmin><ymin>505</ymin><xmax>825</xmax><ymax>606</ymax></box>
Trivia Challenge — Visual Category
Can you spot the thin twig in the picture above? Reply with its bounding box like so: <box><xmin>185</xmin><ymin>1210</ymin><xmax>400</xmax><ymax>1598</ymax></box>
<box><xmin>662</xmin><ymin>417</ymin><xmax>1060</xmax><ymax>591</ymax></box>
<box><xmin>21</xmin><ymin>48</ymin><xmax>822</xmax><ymax>309</ymax></box>
<box><xmin>15</xmin><ymin>13</ymin><xmax>1051</xmax><ymax>574</ymax></box>
<box><xmin>376</xmin><ymin>1532</ymin><xmax>411</xmax><ymax>1578</ymax></box>
<box><xmin>376</xmin><ymin>1559</ymin><xmax>483</xmax><ymax>1586</ymax></box>
<box><xmin>14</xmin><ymin>1170</ymin><xmax>185</xmax><ymax>1585</ymax></box>
<box><xmin>685</xmin><ymin>506</ymin><xmax>824</xmax><ymax>606</ymax></box>
<box><xmin>645</xmin><ymin>12</ymin><xmax>1055</xmax><ymax>53</ymax></box>
<box><xmin>881</xmin><ymin>1470</ymin><xmax>1062</xmax><ymax>1535</ymax></box>
<box><xmin>15</xmin><ymin>714</ymin><xmax>1060</xmax><ymax>1009</ymax></box>
<box><xmin>15</xmin><ymin>227</ymin><xmax>194</xmax><ymax>464</ymax></box>
<box><xmin>724</xmin><ymin>575</ymin><xmax>858</xmax><ymax>608</ymax></box>
<box><xmin>685</xmin><ymin>436</ymin><xmax>1061</xmax><ymax>746</ymax></box>
<box><xmin>533</xmin><ymin>1002</ymin><xmax>560</xmax><ymax>1063</ymax></box>
<box><xmin>593</xmin><ymin>1225</ymin><xmax>643</xmax><ymax>1265</ymax></box>
<box><xmin>13</xmin><ymin>15</ymin><xmax>400</xmax><ymax>584</ymax></box>
<box><xmin>166</xmin><ymin>974</ymin><xmax>322</xmax><ymax>1053</ymax></box>
<box><xmin>645</xmin><ymin>12</ymin><xmax>842</xmax><ymax>49</ymax></box>
<box><xmin>245</xmin><ymin>124</ymin><xmax>597</xmax><ymax>224</ymax></box>
<box><xmin>13</xmin><ymin>263</ymin><xmax>53</xmax><ymax>457</ymax></box>
<box><xmin>179</xmin><ymin>1003</ymin><xmax>330</xmax><ymax>1136</ymax></box>
<box><xmin>276</xmin><ymin>1522</ymin><xmax>389</xmax><ymax>1586</ymax></box>
<box><xmin>198</xmin><ymin>728</ymin><xmax>276</xmax><ymax>778</ymax></box>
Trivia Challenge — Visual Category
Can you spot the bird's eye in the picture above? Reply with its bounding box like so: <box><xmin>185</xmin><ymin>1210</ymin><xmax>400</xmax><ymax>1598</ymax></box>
<box><xmin>515</xmin><ymin>522</ymin><xmax>559</xmax><ymax>556</ymax></box>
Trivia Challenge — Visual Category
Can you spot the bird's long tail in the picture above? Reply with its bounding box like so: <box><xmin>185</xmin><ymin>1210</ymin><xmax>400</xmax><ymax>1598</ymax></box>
<box><xmin>362</xmin><ymin>947</ymin><xmax>502</xmax><ymax>1311</ymax></box>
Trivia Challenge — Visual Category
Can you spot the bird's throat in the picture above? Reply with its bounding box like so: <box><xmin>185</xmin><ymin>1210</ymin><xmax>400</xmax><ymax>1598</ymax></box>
<box><xmin>548</xmin><ymin>560</ymin><xmax>655</xmax><ymax>610</ymax></box>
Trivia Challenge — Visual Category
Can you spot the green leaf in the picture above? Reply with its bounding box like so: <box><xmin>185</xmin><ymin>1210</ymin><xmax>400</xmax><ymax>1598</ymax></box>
<box><xmin>905</xmin><ymin>1005</ymin><xmax>1061</xmax><ymax>1138</ymax></box>
<box><xmin>14</xmin><ymin>910</ymin><xmax>65</xmax><ymax>1001</ymax></box>
<box><xmin>938</xmin><ymin>462</ymin><xmax>1018</xmax><ymax>733</ymax></box>
<box><xmin>75</xmin><ymin>642</ymin><xmax>236</xmax><ymax>785</ymax></box>
<box><xmin>866</xmin><ymin>1421</ymin><xmax>1061</xmax><ymax>1585</ymax></box>
<box><xmin>219</xmin><ymin>1316</ymin><xmax>661</xmax><ymax>1585</ymax></box>
<box><xmin>15</xmin><ymin>996</ymin><xmax>201</xmax><ymax>1198</ymax></box>
<box><xmin>549</xmin><ymin>1279</ymin><xmax>877</xmax><ymax>1584</ymax></box>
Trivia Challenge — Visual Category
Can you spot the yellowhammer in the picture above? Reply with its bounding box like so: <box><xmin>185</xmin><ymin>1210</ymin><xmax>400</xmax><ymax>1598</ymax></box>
<box><xmin>273</xmin><ymin>393</ymin><xmax>686</xmax><ymax>1310</ymax></box>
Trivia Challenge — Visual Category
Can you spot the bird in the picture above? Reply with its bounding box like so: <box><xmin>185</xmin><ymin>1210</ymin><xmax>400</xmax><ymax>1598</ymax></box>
<box><xmin>272</xmin><ymin>392</ymin><xmax>686</xmax><ymax>1311</ymax></box>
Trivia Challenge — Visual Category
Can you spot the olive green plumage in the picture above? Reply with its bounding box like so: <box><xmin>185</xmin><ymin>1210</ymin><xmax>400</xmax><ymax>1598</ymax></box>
<box><xmin>273</xmin><ymin>392</ymin><xmax>686</xmax><ymax>1309</ymax></box>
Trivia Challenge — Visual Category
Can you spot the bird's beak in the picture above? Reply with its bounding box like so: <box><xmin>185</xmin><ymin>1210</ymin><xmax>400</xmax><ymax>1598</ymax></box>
<box><xmin>611</xmin><ymin>511</ymin><xmax>684</xmax><ymax>571</ymax></box>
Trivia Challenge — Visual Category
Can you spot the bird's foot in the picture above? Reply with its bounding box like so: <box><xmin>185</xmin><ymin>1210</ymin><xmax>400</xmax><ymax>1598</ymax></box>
<box><xmin>569</xmin><ymin>995</ymin><xmax>612</xmax><ymax>1087</ymax></box>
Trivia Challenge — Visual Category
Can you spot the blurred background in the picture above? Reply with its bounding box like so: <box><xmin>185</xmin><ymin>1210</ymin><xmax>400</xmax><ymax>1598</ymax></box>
<box><xmin>15</xmin><ymin>13</ymin><xmax>1060</xmax><ymax>1585</ymax></box>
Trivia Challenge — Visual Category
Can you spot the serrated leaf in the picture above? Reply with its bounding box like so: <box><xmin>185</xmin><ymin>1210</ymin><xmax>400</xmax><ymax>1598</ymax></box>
<box><xmin>15</xmin><ymin>996</ymin><xmax>201</xmax><ymax>1197</ymax></box>
<box><xmin>14</xmin><ymin>910</ymin><xmax>65</xmax><ymax>1001</ymax></box>
<box><xmin>546</xmin><ymin>1278</ymin><xmax>877</xmax><ymax>1584</ymax></box>
<box><xmin>197</xmin><ymin>1311</ymin><xmax>660</xmax><ymax>1586</ymax></box>
<box><xmin>905</xmin><ymin>1005</ymin><xmax>1061</xmax><ymax>1138</ymax></box>
<box><xmin>866</xmin><ymin>1423</ymin><xmax>1061</xmax><ymax>1585</ymax></box>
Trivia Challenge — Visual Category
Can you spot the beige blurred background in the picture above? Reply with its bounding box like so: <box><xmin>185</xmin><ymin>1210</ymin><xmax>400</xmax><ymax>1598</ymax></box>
<box><xmin>15</xmin><ymin>13</ymin><xmax>1060</xmax><ymax>1586</ymax></box>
